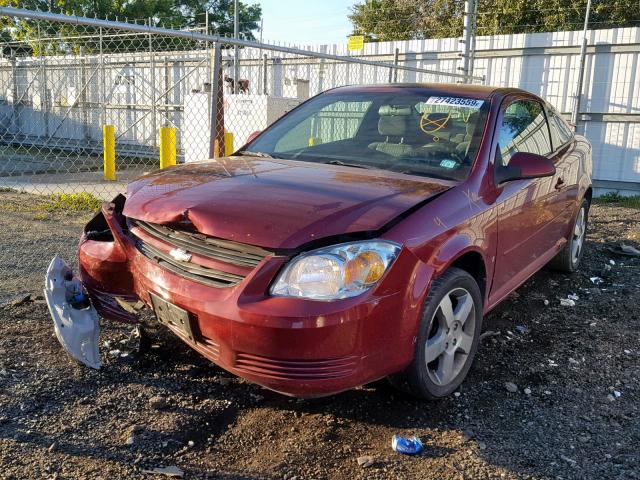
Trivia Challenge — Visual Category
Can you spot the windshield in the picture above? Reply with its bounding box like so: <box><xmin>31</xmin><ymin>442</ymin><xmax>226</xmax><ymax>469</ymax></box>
<box><xmin>245</xmin><ymin>90</ymin><xmax>489</xmax><ymax>182</ymax></box>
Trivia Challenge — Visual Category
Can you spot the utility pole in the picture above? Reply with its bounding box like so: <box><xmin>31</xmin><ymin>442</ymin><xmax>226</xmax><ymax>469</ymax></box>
<box><xmin>459</xmin><ymin>0</ymin><xmax>475</xmax><ymax>83</ymax></box>
<box><xmin>234</xmin><ymin>0</ymin><xmax>240</xmax><ymax>94</ymax></box>
<box><xmin>571</xmin><ymin>0</ymin><xmax>592</xmax><ymax>128</ymax></box>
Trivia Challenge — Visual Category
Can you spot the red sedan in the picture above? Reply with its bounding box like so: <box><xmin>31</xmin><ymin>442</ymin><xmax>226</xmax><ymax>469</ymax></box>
<box><xmin>79</xmin><ymin>84</ymin><xmax>592</xmax><ymax>399</ymax></box>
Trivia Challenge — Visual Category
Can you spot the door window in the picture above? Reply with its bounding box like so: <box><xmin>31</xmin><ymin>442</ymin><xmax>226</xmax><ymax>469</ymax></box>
<box><xmin>548</xmin><ymin>108</ymin><xmax>573</xmax><ymax>150</ymax></box>
<box><xmin>497</xmin><ymin>99</ymin><xmax>552</xmax><ymax>166</ymax></box>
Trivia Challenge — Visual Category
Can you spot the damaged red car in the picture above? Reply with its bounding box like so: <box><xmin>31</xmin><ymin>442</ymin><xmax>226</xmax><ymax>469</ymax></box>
<box><xmin>76</xmin><ymin>84</ymin><xmax>592</xmax><ymax>399</ymax></box>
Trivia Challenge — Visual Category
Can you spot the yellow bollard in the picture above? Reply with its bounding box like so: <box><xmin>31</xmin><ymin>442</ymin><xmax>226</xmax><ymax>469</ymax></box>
<box><xmin>224</xmin><ymin>132</ymin><xmax>234</xmax><ymax>157</ymax></box>
<box><xmin>159</xmin><ymin>126</ymin><xmax>177</xmax><ymax>169</ymax></box>
<box><xmin>103</xmin><ymin>124</ymin><xmax>116</xmax><ymax>181</ymax></box>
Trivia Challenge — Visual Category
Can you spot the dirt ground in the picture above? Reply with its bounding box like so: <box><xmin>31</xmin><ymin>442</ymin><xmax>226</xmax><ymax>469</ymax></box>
<box><xmin>0</xmin><ymin>193</ymin><xmax>639</xmax><ymax>480</ymax></box>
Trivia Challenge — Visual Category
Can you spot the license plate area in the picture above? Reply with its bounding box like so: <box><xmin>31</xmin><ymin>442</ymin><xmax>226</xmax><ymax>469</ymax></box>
<box><xmin>150</xmin><ymin>292</ymin><xmax>195</xmax><ymax>342</ymax></box>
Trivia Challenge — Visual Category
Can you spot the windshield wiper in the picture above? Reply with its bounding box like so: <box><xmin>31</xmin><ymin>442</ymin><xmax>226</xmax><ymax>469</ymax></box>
<box><xmin>324</xmin><ymin>160</ymin><xmax>375</xmax><ymax>170</ymax></box>
<box><xmin>236</xmin><ymin>150</ymin><xmax>276</xmax><ymax>159</ymax></box>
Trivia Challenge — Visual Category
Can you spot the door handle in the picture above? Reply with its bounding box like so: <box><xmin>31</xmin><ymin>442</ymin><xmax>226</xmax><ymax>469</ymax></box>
<box><xmin>555</xmin><ymin>178</ymin><xmax>565</xmax><ymax>190</ymax></box>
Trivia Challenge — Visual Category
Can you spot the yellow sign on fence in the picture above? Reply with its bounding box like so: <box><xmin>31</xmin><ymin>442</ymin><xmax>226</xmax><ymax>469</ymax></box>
<box><xmin>347</xmin><ymin>35</ymin><xmax>365</xmax><ymax>52</ymax></box>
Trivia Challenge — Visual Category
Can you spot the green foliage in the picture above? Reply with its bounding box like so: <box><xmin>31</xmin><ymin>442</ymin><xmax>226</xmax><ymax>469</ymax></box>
<box><xmin>40</xmin><ymin>192</ymin><xmax>102</xmax><ymax>212</ymax></box>
<box><xmin>349</xmin><ymin>0</ymin><xmax>640</xmax><ymax>41</ymax></box>
<box><xmin>594</xmin><ymin>192</ymin><xmax>640</xmax><ymax>209</ymax></box>
<box><xmin>0</xmin><ymin>0</ymin><xmax>262</xmax><ymax>55</ymax></box>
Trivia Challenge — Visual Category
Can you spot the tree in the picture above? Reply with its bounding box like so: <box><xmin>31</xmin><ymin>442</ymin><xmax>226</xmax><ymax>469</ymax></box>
<box><xmin>0</xmin><ymin>0</ymin><xmax>262</xmax><ymax>55</ymax></box>
<box><xmin>349</xmin><ymin>0</ymin><xmax>640</xmax><ymax>40</ymax></box>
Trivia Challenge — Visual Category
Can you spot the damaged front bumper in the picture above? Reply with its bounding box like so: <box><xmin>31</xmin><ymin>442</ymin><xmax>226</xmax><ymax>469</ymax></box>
<box><xmin>44</xmin><ymin>256</ymin><xmax>101</xmax><ymax>369</ymax></box>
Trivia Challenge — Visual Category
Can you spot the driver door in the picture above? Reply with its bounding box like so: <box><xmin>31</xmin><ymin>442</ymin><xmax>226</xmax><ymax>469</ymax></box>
<box><xmin>489</xmin><ymin>97</ymin><xmax>559</xmax><ymax>304</ymax></box>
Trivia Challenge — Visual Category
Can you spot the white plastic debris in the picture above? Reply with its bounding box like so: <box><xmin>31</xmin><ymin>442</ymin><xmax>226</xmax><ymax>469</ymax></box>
<box><xmin>590</xmin><ymin>277</ymin><xmax>604</xmax><ymax>285</ymax></box>
<box><xmin>613</xmin><ymin>390</ymin><xmax>622</xmax><ymax>398</ymax></box>
<box><xmin>568</xmin><ymin>293</ymin><xmax>579</xmax><ymax>301</ymax></box>
<box><xmin>609</xmin><ymin>259</ymin><xmax>616</xmax><ymax>265</ymax></box>
<box><xmin>560</xmin><ymin>298</ymin><xmax>576</xmax><ymax>307</ymax></box>
<box><xmin>44</xmin><ymin>256</ymin><xmax>101</xmax><ymax>369</ymax></box>
<box><xmin>142</xmin><ymin>466</ymin><xmax>184</xmax><ymax>477</ymax></box>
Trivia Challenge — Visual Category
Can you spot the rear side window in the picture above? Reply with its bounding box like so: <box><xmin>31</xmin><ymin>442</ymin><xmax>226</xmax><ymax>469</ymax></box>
<box><xmin>497</xmin><ymin>99</ymin><xmax>552</xmax><ymax>165</ymax></box>
<box><xmin>548</xmin><ymin>109</ymin><xmax>573</xmax><ymax>149</ymax></box>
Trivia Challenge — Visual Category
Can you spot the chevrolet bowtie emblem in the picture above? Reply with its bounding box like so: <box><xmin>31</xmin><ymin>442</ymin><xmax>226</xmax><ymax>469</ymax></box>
<box><xmin>169</xmin><ymin>248</ymin><xmax>192</xmax><ymax>262</ymax></box>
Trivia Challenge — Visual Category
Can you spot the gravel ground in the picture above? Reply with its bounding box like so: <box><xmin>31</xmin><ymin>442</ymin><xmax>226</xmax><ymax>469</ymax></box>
<box><xmin>0</xmin><ymin>192</ymin><xmax>639</xmax><ymax>480</ymax></box>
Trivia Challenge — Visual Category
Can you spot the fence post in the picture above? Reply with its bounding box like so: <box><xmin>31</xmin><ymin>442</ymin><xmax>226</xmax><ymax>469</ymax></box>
<box><xmin>99</xmin><ymin>27</ymin><xmax>107</xmax><ymax>127</ymax></box>
<box><xmin>80</xmin><ymin>47</ymin><xmax>90</xmax><ymax>141</ymax></box>
<box><xmin>209</xmin><ymin>43</ymin><xmax>224</xmax><ymax>158</ymax></box>
<box><xmin>393</xmin><ymin>47</ymin><xmax>399</xmax><ymax>82</ymax></box>
<box><xmin>262</xmin><ymin>53</ymin><xmax>268</xmax><ymax>95</ymax></box>
<box><xmin>159</xmin><ymin>126</ymin><xmax>176</xmax><ymax>169</ymax></box>
<box><xmin>149</xmin><ymin>18</ymin><xmax>158</xmax><ymax>148</ymax></box>
<box><xmin>103</xmin><ymin>124</ymin><xmax>116</xmax><ymax>181</ymax></box>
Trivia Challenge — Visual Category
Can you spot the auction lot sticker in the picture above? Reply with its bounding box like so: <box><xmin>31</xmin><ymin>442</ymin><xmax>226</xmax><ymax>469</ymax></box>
<box><xmin>426</xmin><ymin>96</ymin><xmax>484</xmax><ymax>108</ymax></box>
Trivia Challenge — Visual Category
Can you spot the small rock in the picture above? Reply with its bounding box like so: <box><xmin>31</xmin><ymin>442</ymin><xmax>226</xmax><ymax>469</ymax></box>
<box><xmin>607</xmin><ymin>394</ymin><xmax>616</xmax><ymax>402</ymax></box>
<box><xmin>613</xmin><ymin>390</ymin><xmax>622</xmax><ymax>398</ymax></box>
<box><xmin>544</xmin><ymin>299</ymin><xmax>549</xmax><ymax>306</ymax></box>
<box><xmin>357</xmin><ymin>455</ymin><xmax>375</xmax><ymax>468</ymax></box>
<box><xmin>524</xmin><ymin>388</ymin><xmax>532</xmax><ymax>395</ymax></box>
<box><xmin>10</xmin><ymin>294</ymin><xmax>31</xmax><ymax>307</ymax></box>
<box><xmin>453</xmin><ymin>392</ymin><xmax>461</xmax><ymax>397</ymax></box>
<box><xmin>609</xmin><ymin>259</ymin><xmax>616</xmax><ymax>265</ymax></box>
<box><xmin>568</xmin><ymin>357</ymin><xmax>580</xmax><ymax>365</ymax></box>
<box><xmin>578</xmin><ymin>434</ymin><xmax>591</xmax><ymax>443</ymax></box>
<box><xmin>505</xmin><ymin>382</ymin><xmax>518</xmax><ymax>393</ymax></box>
<box><xmin>187</xmin><ymin>440</ymin><xmax>195</xmax><ymax>447</ymax></box>
<box><xmin>149</xmin><ymin>396</ymin><xmax>168</xmax><ymax>410</ymax></box>
<box><xmin>125</xmin><ymin>435</ymin><xmax>135</xmax><ymax>446</ymax></box>
<box><xmin>478</xmin><ymin>441</ymin><xmax>487</xmax><ymax>450</ymax></box>
<box><xmin>560</xmin><ymin>298</ymin><xmax>576</xmax><ymax>307</ymax></box>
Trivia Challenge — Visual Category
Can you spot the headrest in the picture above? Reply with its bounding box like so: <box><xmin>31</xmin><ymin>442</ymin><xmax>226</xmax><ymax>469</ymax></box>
<box><xmin>378</xmin><ymin>105</ymin><xmax>411</xmax><ymax>137</ymax></box>
<box><xmin>378</xmin><ymin>105</ymin><xmax>412</xmax><ymax>117</ymax></box>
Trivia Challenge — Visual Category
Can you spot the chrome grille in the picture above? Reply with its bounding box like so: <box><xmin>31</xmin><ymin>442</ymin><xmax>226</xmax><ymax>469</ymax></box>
<box><xmin>136</xmin><ymin>239</ymin><xmax>245</xmax><ymax>288</ymax></box>
<box><xmin>130</xmin><ymin>219</ymin><xmax>271</xmax><ymax>268</ymax></box>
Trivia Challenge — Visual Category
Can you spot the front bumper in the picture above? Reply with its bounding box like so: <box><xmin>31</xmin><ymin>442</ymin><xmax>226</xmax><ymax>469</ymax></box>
<box><xmin>79</xmin><ymin>202</ymin><xmax>431</xmax><ymax>397</ymax></box>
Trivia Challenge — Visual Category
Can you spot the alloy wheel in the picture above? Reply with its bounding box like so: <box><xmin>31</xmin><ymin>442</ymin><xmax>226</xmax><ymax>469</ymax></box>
<box><xmin>425</xmin><ymin>287</ymin><xmax>476</xmax><ymax>386</ymax></box>
<box><xmin>572</xmin><ymin>206</ymin><xmax>586</xmax><ymax>264</ymax></box>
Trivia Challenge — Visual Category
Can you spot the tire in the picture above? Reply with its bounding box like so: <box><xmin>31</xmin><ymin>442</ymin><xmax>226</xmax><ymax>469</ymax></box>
<box><xmin>548</xmin><ymin>199</ymin><xmax>589</xmax><ymax>273</ymax></box>
<box><xmin>389</xmin><ymin>267</ymin><xmax>483</xmax><ymax>400</ymax></box>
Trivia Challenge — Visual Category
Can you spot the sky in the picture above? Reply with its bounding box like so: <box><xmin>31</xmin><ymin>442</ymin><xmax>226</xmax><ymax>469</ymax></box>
<box><xmin>256</xmin><ymin>0</ymin><xmax>355</xmax><ymax>46</ymax></box>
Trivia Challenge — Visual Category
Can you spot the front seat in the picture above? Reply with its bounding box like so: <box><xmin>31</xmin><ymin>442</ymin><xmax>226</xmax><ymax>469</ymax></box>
<box><xmin>368</xmin><ymin>105</ymin><xmax>413</xmax><ymax>157</ymax></box>
<box><xmin>455</xmin><ymin>112</ymin><xmax>479</xmax><ymax>158</ymax></box>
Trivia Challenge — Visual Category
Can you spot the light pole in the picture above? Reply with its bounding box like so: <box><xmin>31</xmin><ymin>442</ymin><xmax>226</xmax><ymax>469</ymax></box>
<box><xmin>571</xmin><ymin>0</ymin><xmax>593</xmax><ymax>128</ymax></box>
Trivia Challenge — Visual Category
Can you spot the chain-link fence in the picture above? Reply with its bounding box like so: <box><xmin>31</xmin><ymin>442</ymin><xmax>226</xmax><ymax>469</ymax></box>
<box><xmin>0</xmin><ymin>9</ymin><xmax>479</xmax><ymax>197</ymax></box>
<box><xmin>0</xmin><ymin>7</ymin><xmax>480</xmax><ymax>301</ymax></box>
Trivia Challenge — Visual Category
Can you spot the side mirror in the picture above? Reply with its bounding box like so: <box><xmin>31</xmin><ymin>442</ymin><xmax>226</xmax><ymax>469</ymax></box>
<box><xmin>496</xmin><ymin>152</ymin><xmax>556</xmax><ymax>184</ymax></box>
<box><xmin>247</xmin><ymin>130</ymin><xmax>262</xmax><ymax>143</ymax></box>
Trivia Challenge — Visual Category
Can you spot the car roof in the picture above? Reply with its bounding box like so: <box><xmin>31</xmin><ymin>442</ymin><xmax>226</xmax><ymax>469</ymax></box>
<box><xmin>327</xmin><ymin>83</ymin><xmax>529</xmax><ymax>101</ymax></box>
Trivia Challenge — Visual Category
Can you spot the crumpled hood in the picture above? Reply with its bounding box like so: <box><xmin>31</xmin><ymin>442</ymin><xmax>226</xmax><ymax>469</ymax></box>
<box><xmin>123</xmin><ymin>157</ymin><xmax>452</xmax><ymax>249</ymax></box>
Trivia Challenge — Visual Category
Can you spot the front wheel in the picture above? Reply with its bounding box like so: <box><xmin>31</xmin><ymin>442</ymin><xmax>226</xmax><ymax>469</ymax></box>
<box><xmin>389</xmin><ymin>267</ymin><xmax>483</xmax><ymax>400</ymax></box>
<box><xmin>549</xmin><ymin>199</ymin><xmax>589</xmax><ymax>272</ymax></box>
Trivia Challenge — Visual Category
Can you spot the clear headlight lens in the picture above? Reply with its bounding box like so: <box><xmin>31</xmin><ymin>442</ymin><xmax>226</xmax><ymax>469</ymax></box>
<box><xmin>270</xmin><ymin>241</ymin><xmax>401</xmax><ymax>300</ymax></box>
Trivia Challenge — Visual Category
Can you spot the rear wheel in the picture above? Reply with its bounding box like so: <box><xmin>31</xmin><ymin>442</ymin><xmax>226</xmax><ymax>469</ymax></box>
<box><xmin>389</xmin><ymin>267</ymin><xmax>482</xmax><ymax>399</ymax></box>
<box><xmin>549</xmin><ymin>199</ymin><xmax>589</xmax><ymax>272</ymax></box>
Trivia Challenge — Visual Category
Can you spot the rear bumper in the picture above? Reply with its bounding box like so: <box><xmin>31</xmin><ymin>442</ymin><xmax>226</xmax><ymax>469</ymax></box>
<box><xmin>79</xmin><ymin>204</ymin><xmax>431</xmax><ymax>397</ymax></box>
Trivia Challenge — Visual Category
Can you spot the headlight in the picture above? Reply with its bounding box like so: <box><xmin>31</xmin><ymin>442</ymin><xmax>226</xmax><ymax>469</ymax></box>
<box><xmin>270</xmin><ymin>241</ymin><xmax>401</xmax><ymax>300</ymax></box>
